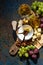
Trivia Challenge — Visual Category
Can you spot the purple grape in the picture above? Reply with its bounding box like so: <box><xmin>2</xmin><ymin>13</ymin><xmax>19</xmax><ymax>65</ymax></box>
<box><xmin>32</xmin><ymin>54</ymin><xmax>37</xmax><ymax>59</ymax></box>
<box><xmin>29</xmin><ymin>50</ymin><xmax>34</xmax><ymax>55</ymax></box>
<box><xmin>40</xmin><ymin>24</ymin><xmax>43</xmax><ymax>28</ymax></box>
<box><xmin>40</xmin><ymin>18</ymin><xmax>43</xmax><ymax>23</ymax></box>
<box><xmin>34</xmin><ymin>48</ymin><xmax>39</xmax><ymax>54</ymax></box>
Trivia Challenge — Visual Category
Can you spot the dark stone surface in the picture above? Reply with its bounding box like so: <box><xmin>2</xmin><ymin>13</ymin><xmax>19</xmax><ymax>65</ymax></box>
<box><xmin>0</xmin><ymin>0</ymin><xmax>43</xmax><ymax>65</ymax></box>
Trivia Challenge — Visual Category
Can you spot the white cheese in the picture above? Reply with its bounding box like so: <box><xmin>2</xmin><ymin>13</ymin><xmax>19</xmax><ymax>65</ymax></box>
<box><xmin>17</xmin><ymin>34</ymin><xmax>24</xmax><ymax>41</ymax></box>
<box><xmin>32</xmin><ymin>39</ymin><xmax>35</xmax><ymax>42</ymax></box>
<box><xmin>36</xmin><ymin>33</ymin><xmax>41</xmax><ymax>39</ymax></box>
<box><xmin>18</xmin><ymin>26</ymin><xmax>24</xmax><ymax>34</ymax></box>
<box><xmin>37</xmin><ymin>28</ymin><xmax>41</xmax><ymax>33</ymax></box>
<box><xmin>32</xmin><ymin>35</ymin><xmax>37</xmax><ymax>40</ymax></box>
<box><xmin>34</xmin><ymin>30</ymin><xmax>37</xmax><ymax>35</ymax></box>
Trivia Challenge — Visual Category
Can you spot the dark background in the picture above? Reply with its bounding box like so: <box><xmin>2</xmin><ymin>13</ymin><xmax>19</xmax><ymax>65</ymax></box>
<box><xmin>0</xmin><ymin>0</ymin><xmax>43</xmax><ymax>65</ymax></box>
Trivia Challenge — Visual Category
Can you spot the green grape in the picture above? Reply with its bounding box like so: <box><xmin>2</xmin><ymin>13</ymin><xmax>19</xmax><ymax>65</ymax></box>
<box><xmin>33</xmin><ymin>6</ymin><xmax>37</xmax><ymax>11</ymax></box>
<box><xmin>40</xmin><ymin>2</ymin><xmax>43</xmax><ymax>6</ymax></box>
<box><xmin>36</xmin><ymin>10</ymin><xmax>41</xmax><ymax>14</ymax></box>
<box><xmin>24</xmin><ymin>50</ymin><xmax>27</xmax><ymax>53</ymax></box>
<box><xmin>19</xmin><ymin>53</ymin><xmax>22</xmax><ymax>57</ymax></box>
<box><xmin>30</xmin><ymin>45</ymin><xmax>35</xmax><ymax>50</ymax></box>
<box><xmin>27</xmin><ymin>46</ymin><xmax>30</xmax><ymax>49</ymax></box>
<box><xmin>21</xmin><ymin>50</ymin><xmax>25</xmax><ymax>54</ymax></box>
<box><xmin>38</xmin><ymin>7</ymin><xmax>41</xmax><ymax>11</ymax></box>
<box><xmin>39</xmin><ymin>6</ymin><xmax>43</xmax><ymax>9</ymax></box>
<box><xmin>19</xmin><ymin>48</ymin><xmax>21</xmax><ymax>51</ymax></box>
<box><xmin>21</xmin><ymin>47</ymin><xmax>25</xmax><ymax>50</ymax></box>
<box><xmin>25</xmin><ymin>47</ymin><xmax>29</xmax><ymax>50</ymax></box>
<box><xmin>31</xmin><ymin>5</ymin><xmax>37</xmax><ymax>11</ymax></box>
<box><xmin>33</xmin><ymin>1</ymin><xmax>37</xmax><ymax>6</ymax></box>
<box><xmin>24</xmin><ymin>48</ymin><xmax>27</xmax><ymax>53</ymax></box>
<box><xmin>30</xmin><ymin>45</ymin><xmax>33</xmax><ymax>49</ymax></box>
<box><xmin>21</xmin><ymin>46</ymin><xmax>25</xmax><ymax>49</ymax></box>
<box><xmin>18</xmin><ymin>46</ymin><xmax>27</xmax><ymax>55</ymax></box>
<box><xmin>22</xmin><ymin>49</ymin><xmax>25</xmax><ymax>52</ymax></box>
<box><xmin>38</xmin><ymin>2</ymin><xmax>41</xmax><ymax>7</ymax></box>
<box><xmin>32</xmin><ymin>46</ymin><xmax>36</xmax><ymax>49</ymax></box>
<box><xmin>18</xmin><ymin>51</ymin><xmax>20</xmax><ymax>54</ymax></box>
<box><xmin>27</xmin><ymin>46</ymin><xmax>31</xmax><ymax>49</ymax></box>
<box><xmin>41</xmin><ymin>9</ymin><xmax>43</xmax><ymax>12</ymax></box>
<box><xmin>24</xmin><ymin>53</ymin><xmax>29</xmax><ymax>57</ymax></box>
<box><xmin>31</xmin><ymin>1</ymin><xmax>43</xmax><ymax>16</ymax></box>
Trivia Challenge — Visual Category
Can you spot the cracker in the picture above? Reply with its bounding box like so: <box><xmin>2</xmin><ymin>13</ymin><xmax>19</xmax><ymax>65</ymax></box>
<box><xmin>33</xmin><ymin>40</ymin><xmax>42</xmax><ymax>49</ymax></box>
<box><xmin>37</xmin><ymin>34</ymin><xmax>43</xmax><ymax>46</ymax></box>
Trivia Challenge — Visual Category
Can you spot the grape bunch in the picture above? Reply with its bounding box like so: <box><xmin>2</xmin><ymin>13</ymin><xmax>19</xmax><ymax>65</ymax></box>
<box><xmin>18</xmin><ymin>45</ymin><xmax>38</xmax><ymax>58</ymax></box>
<box><xmin>18</xmin><ymin>46</ymin><xmax>29</xmax><ymax>57</ymax></box>
<box><xmin>29</xmin><ymin>48</ymin><xmax>39</xmax><ymax>59</ymax></box>
<box><xmin>18</xmin><ymin>45</ymin><xmax>39</xmax><ymax>59</ymax></box>
<box><xmin>31</xmin><ymin>1</ymin><xmax>43</xmax><ymax>16</ymax></box>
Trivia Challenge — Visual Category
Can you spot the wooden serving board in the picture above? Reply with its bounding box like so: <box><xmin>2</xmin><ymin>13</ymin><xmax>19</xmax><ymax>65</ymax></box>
<box><xmin>9</xmin><ymin>38</ymin><xmax>19</xmax><ymax>55</ymax></box>
<box><xmin>9</xmin><ymin>20</ymin><xmax>43</xmax><ymax>55</ymax></box>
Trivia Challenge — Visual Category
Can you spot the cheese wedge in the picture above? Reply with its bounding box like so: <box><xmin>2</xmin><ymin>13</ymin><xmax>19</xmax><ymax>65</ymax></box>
<box><xmin>17</xmin><ymin>34</ymin><xmax>24</xmax><ymax>41</ymax></box>
<box><xmin>18</xmin><ymin>26</ymin><xmax>24</xmax><ymax>34</ymax></box>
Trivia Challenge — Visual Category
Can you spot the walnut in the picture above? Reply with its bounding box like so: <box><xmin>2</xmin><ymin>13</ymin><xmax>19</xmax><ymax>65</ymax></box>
<box><xmin>21</xmin><ymin>42</ymin><xmax>27</xmax><ymax>46</ymax></box>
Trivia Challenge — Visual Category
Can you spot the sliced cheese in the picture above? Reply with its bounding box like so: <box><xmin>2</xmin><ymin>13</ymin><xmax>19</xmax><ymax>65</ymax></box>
<box><xmin>34</xmin><ymin>30</ymin><xmax>37</xmax><ymax>35</ymax></box>
<box><xmin>18</xmin><ymin>26</ymin><xmax>24</xmax><ymax>34</ymax></box>
<box><xmin>25</xmin><ymin>29</ymin><xmax>33</xmax><ymax>40</ymax></box>
<box><xmin>37</xmin><ymin>28</ymin><xmax>41</xmax><ymax>33</ymax></box>
<box><xmin>17</xmin><ymin>34</ymin><xmax>24</xmax><ymax>41</ymax></box>
<box><xmin>36</xmin><ymin>33</ymin><xmax>41</xmax><ymax>39</ymax></box>
<box><xmin>32</xmin><ymin>35</ymin><xmax>37</xmax><ymax>40</ymax></box>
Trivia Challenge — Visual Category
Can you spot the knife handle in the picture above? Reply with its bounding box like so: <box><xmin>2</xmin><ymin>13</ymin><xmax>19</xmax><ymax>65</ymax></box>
<box><xmin>11</xmin><ymin>21</ymin><xmax>17</xmax><ymax>31</ymax></box>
